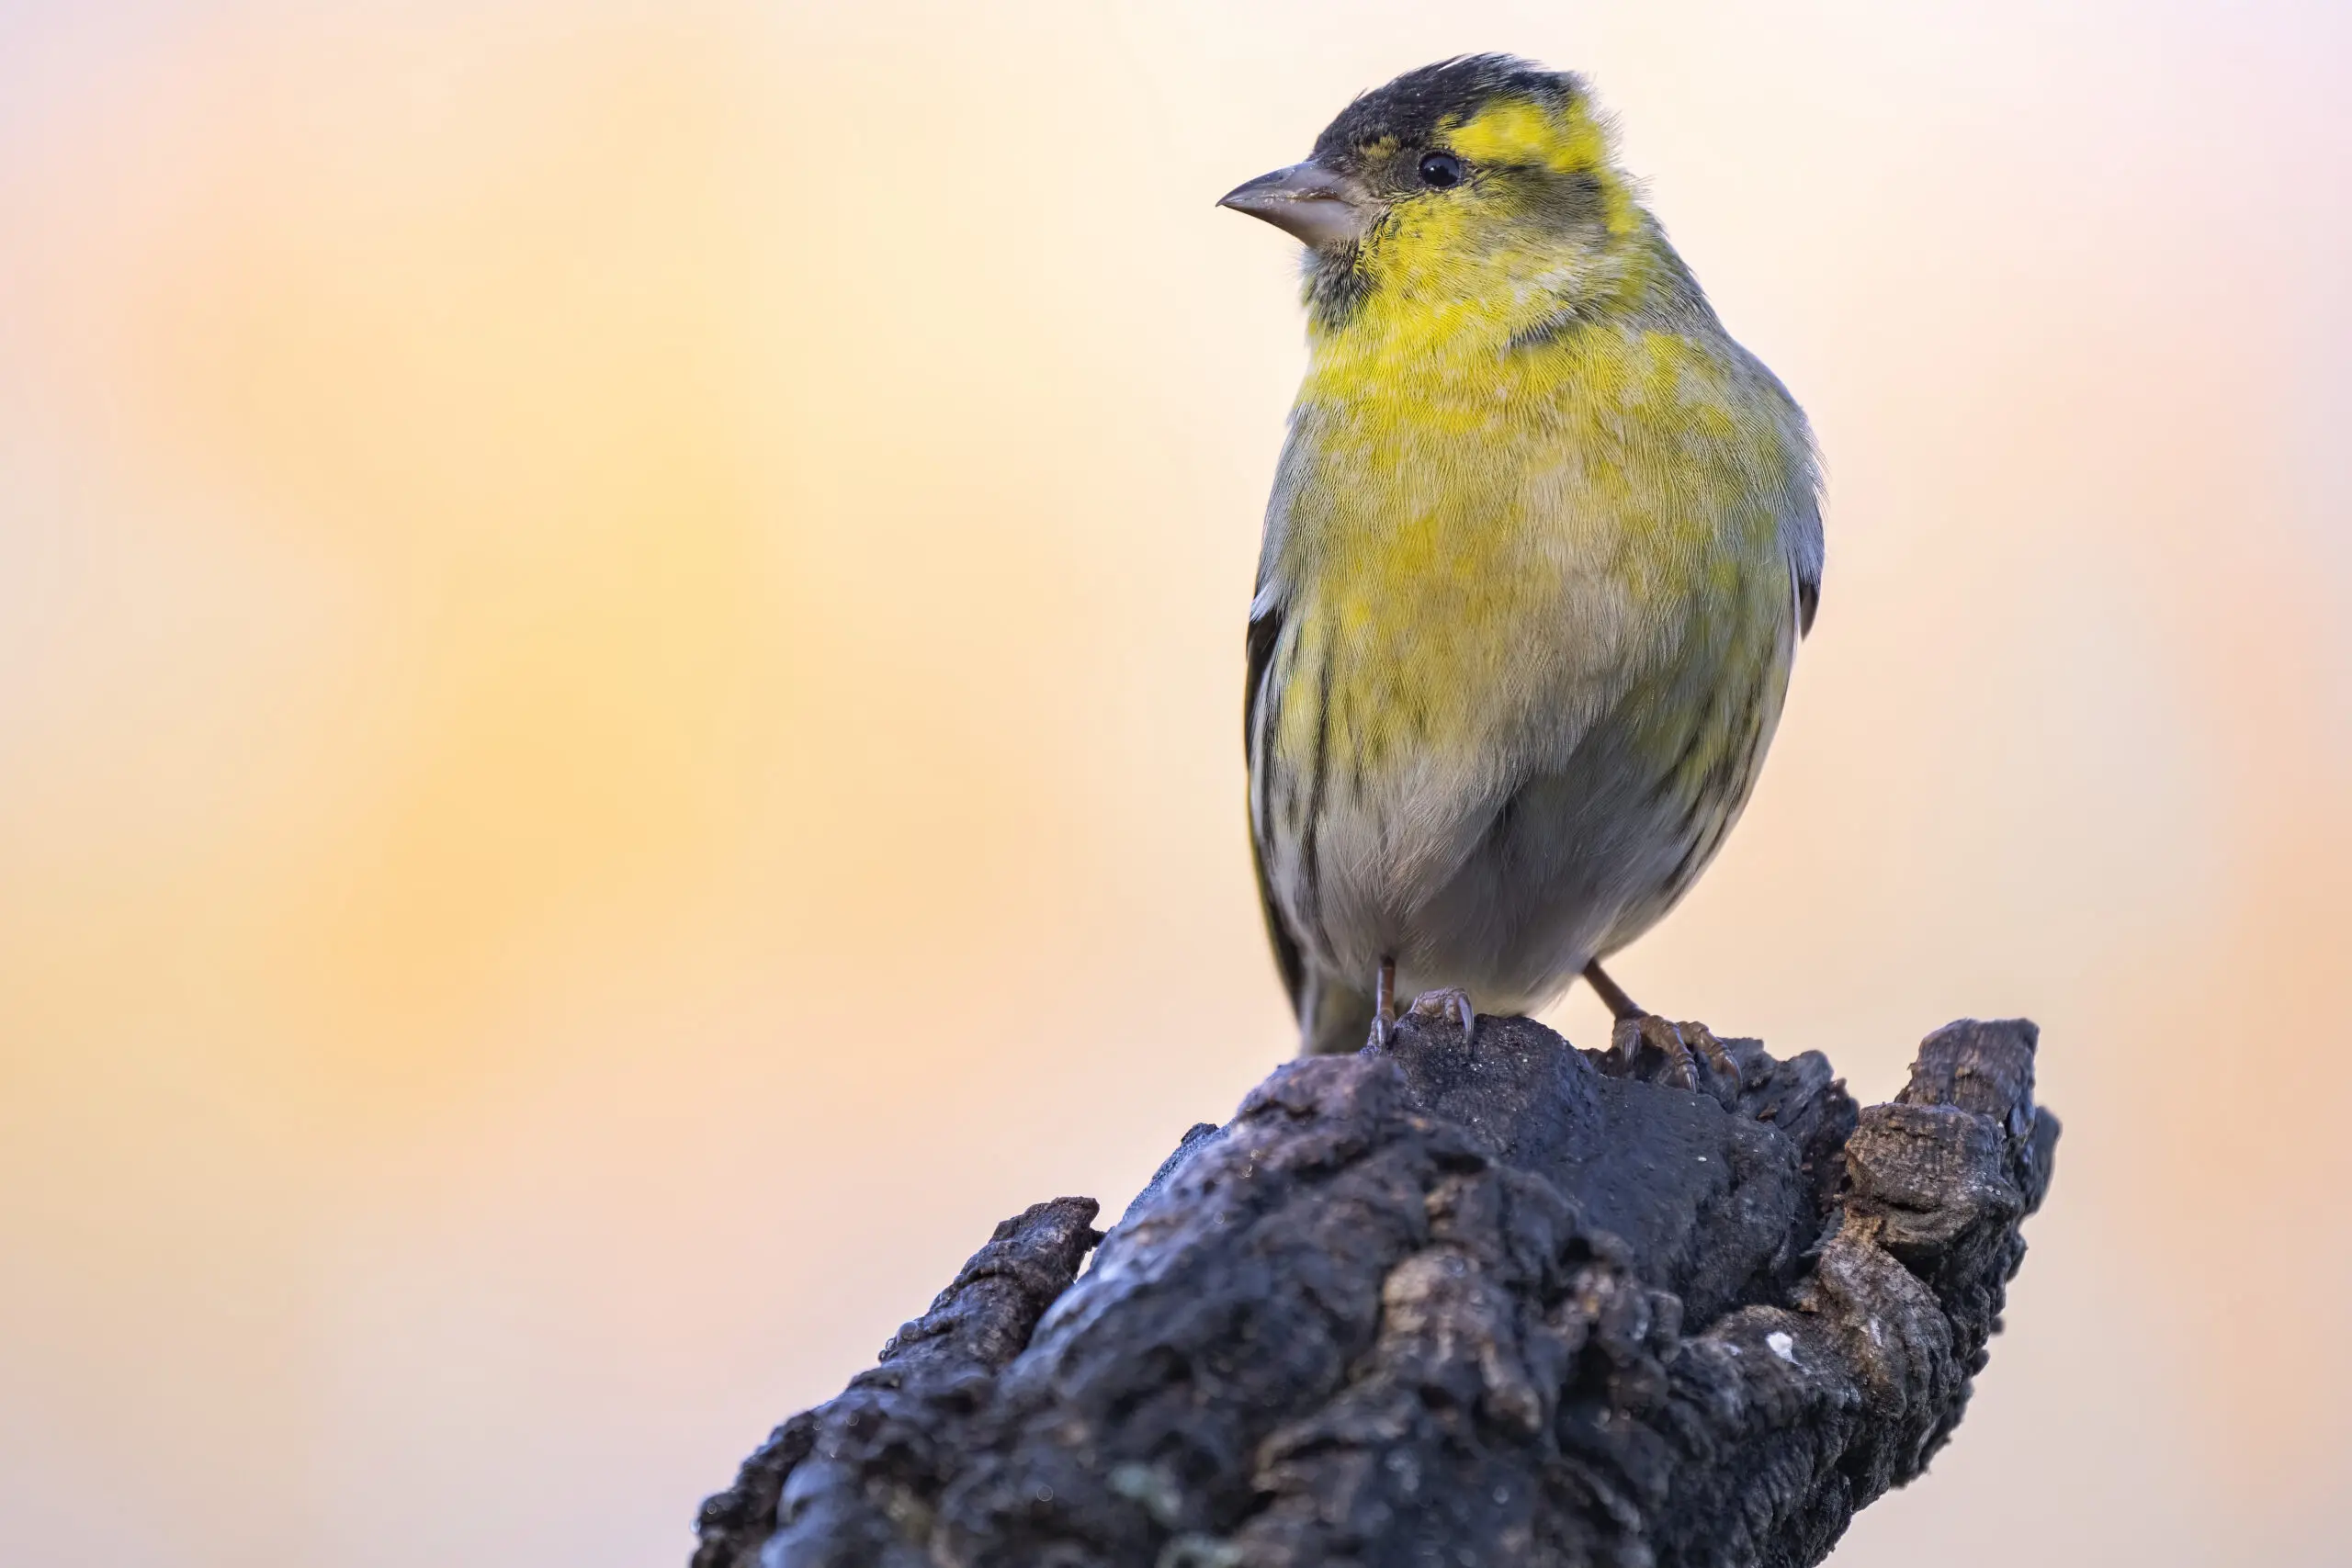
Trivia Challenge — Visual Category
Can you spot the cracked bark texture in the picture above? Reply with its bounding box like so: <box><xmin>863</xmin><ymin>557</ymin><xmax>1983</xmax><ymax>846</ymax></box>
<box><xmin>694</xmin><ymin>1014</ymin><xmax>2057</xmax><ymax>1568</ymax></box>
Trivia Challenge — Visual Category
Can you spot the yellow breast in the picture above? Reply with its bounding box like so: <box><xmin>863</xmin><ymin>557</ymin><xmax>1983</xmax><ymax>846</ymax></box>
<box><xmin>1269</xmin><ymin>310</ymin><xmax>1799</xmax><ymax>776</ymax></box>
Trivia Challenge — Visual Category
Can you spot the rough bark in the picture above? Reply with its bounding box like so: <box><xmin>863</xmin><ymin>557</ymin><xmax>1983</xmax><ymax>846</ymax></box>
<box><xmin>695</xmin><ymin>1013</ymin><xmax>2057</xmax><ymax>1568</ymax></box>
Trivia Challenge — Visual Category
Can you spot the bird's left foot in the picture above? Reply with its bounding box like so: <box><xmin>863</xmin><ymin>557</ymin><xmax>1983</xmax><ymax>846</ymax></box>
<box><xmin>1610</xmin><ymin>1013</ymin><xmax>1741</xmax><ymax>1097</ymax></box>
<box><xmin>1611</xmin><ymin>1013</ymin><xmax>1697</xmax><ymax>1089</ymax></box>
<box><xmin>1407</xmin><ymin>987</ymin><xmax>1476</xmax><ymax>1043</ymax></box>
<box><xmin>1585</xmin><ymin>958</ymin><xmax>1736</xmax><ymax>1094</ymax></box>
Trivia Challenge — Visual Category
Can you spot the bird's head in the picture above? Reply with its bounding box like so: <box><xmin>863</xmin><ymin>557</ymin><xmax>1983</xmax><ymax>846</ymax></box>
<box><xmin>1220</xmin><ymin>55</ymin><xmax>1646</xmax><ymax>338</ymax></box>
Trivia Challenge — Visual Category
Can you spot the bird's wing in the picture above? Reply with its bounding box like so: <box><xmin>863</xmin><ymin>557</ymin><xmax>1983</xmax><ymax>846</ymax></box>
<box><xmin>1784</xmin><ymin>437</ymin><xmax>1825</xmax><ymax>639</ymax></box>
<box><xmin>1244</xmin><ymin>594</ymin><xmax>1306</xmax><ymax>1013</ymax></box>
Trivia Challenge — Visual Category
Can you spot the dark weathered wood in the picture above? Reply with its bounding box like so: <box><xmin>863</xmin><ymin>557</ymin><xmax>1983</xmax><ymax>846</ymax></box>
<box><xmin>695</xmin><ymin>1014</ymin><xmax>2057</xmax><ymax>1567</ymax></box>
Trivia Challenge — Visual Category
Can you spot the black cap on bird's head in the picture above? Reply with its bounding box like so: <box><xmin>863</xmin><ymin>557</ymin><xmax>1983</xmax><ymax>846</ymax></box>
<box><xmin>1306</xmin><ymin>54</ymin><xmax>1577</xmax><ymax>170</ymax></box>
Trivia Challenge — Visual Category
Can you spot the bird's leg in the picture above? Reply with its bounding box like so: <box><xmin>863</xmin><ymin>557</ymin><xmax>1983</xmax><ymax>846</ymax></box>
<box><xmin>1407</xmin><ymin>987</ymin><xmax>1476</xmax><ymax>1044</ymax></box>
<box><xmin>1581</xmin><ymin>959</ymin><xmax>1645</xmax><ymax>1022</ymax></box>
<box><xmin>1365</xmin><ymin>956</ymin><xmax>1398</xmax><ymax>1049</ymax></box>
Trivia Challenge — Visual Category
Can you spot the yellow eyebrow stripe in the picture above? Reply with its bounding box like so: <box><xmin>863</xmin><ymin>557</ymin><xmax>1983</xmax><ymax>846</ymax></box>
<box><xmin>1440</xmin><ymin>96</ymin><xmax>1634</xmax><ymax>234</ymax></box>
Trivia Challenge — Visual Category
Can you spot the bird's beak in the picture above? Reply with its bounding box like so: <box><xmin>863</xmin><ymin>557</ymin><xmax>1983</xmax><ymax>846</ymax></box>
<box><xmin>1217</xmin><ymin>160</ymin><xmax>1373</xmax><ymax>249</ymax></box>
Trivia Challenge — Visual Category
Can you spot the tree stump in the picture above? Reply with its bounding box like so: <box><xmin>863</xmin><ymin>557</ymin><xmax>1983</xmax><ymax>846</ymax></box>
<box><xmin>693</xmin><ymin>1013</ymin><xmax>2058</xmax><ymax>1567</ymax></box>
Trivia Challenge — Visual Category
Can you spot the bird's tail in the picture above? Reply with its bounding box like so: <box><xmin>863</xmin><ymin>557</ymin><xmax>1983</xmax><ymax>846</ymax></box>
<box><xmin>1296</xmin><ymin>969</ymin><xmax>1376</xmax><ymax>1056</ymax></box>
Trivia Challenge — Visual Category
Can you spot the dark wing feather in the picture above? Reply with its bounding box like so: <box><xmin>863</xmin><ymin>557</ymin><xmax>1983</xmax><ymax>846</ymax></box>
<box><xmin>1244</xmin><ymin>601</ymin><xmax>1283</xmax><ymax>752</ymax></box>
<box><xmin>1250</xmin><ymin>836</ymin><xmax>1306</xmax><ymax>1014</ymax></box>
<box><xmin>1796</xmin><ymin>566</ymin><xmax>1820</xmax><ymax>637</ymax></box>
<box><xmin>1244</xmin><ymin>601</ymin><xmax>1306</xmax><ymax>1012</ymax></box>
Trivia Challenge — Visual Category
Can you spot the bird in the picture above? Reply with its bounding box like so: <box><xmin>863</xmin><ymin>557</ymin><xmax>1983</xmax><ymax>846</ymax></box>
<box><xmin>1220</xmin><ymin>55</ymin><xmax>1821</xmax><ymax>1065</ymax></box>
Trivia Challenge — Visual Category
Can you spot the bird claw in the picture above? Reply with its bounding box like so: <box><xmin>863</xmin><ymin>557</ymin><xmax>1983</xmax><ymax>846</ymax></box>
<box><xmin>1408</xmin><ymin>987</ymin><xmax>1476</xmax><ymax>1043</ymax></box>
<box><xmin>1612</xmin><ymin>1013</ymin><xmax>1698</xmax><ymax>1089</ymax></box>
<box><xmin>1610</xmin><ymin>1013</ymin><xmax>1741</xmax><ymax>1100</ymax></box>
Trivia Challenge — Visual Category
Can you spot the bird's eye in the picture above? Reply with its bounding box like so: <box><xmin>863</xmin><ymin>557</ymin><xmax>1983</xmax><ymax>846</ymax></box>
<box><xmin>1417</xmin><ymin>152</ymin><xmax>1465</xmax><ymax>188</ymax></box>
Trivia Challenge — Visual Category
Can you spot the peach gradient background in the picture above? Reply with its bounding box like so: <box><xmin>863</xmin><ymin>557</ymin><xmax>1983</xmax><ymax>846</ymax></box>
<box><xmin>3</xmin><ymin>2</ymin><xmax>2348</xmax><ymax>1563</ymax></box>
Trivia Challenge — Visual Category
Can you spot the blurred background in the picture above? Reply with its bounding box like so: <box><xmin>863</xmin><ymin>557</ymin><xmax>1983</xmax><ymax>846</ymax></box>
<box><xmin>3</xmin><ymin>1</ymin><xmax>2347</xmax><ymax>1562</ymax></box>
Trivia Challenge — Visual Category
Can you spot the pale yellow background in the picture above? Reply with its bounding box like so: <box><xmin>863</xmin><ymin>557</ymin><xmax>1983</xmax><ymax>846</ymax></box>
<box><xmin>3</xmin><ymin>2</ymin><xmax>2347</xmax><ymax>1563</ymax></box>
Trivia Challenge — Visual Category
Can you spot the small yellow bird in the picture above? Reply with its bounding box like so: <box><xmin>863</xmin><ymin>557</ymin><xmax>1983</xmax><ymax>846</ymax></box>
<box><xmin>1222</xmin><ymin>55</ymin><xmax>1821</xmax><ymax>1059</ymax></box>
